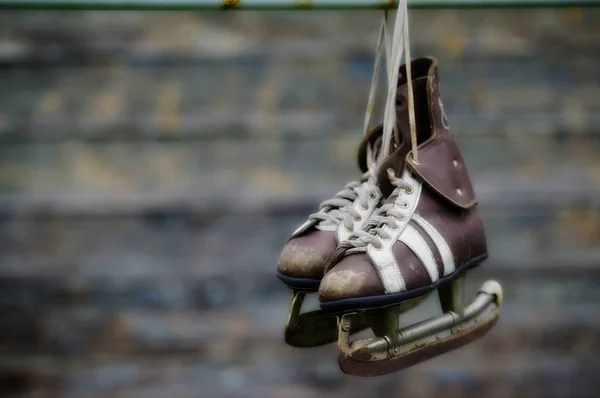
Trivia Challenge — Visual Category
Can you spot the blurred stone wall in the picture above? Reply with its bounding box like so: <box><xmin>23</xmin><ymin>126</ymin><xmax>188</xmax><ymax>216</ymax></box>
<box><xmin>0</xmin><ymin>8</ymin><xmax>599</xmax><ymax>398</ymax></box>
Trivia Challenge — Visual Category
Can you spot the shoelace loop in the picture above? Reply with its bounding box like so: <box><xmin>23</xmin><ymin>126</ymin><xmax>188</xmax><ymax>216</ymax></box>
<box><xmin>308</xmin><ymin>2</ymin><xmax>417</xmax><ymax>237</ymax></box>
<box><xmin>378</xmin><ymin>1</ymin><xmax>418</xmax><ymax>164</ymax></box>
<box><xmin>308</xmin><ymin>177</ymin><xmax>380</xmax><ymax>232</ymax></box>
<box><xmin>341</xmin><ymin>169</ymin><xmax>413</xmax><ymax>250</ymax></box>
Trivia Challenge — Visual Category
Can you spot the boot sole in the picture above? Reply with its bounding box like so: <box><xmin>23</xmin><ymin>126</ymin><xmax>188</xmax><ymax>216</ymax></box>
<box><xmin>276</xmin><ymin>272</ymin><xmax>321</xmax><ymax>291</ymax></box>
<box><xmin>319</xmin><ymin>253</ymin><xmax>488</xmax><ymax>314</ymax></box>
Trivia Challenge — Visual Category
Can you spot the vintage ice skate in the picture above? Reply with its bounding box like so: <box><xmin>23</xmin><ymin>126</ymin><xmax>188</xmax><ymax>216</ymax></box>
<box><xmin>276</xmin><ymin>129</ymin><xmax>384</xmax><ymax>348</ymax></box>
<box><xmin>318</xmin><ymin>5</ymin><xmax>502</xmax><ymax>375</ymax></box>
<box><xmin>277</xmin><ymin>14</ymin><xmax>410</xmax><ymax>348</ymax></box>
<box><xmin>278</xmin><ymin>123</ymin><xmax>428</xmax><ymax>348</ymax></box>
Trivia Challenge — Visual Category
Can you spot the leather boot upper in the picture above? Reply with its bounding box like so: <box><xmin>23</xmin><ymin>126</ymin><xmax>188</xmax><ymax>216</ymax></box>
<box><xmin>319</xmin><ymin>57</ymin><xmax>488</xmax><ymax>302</ymax></box>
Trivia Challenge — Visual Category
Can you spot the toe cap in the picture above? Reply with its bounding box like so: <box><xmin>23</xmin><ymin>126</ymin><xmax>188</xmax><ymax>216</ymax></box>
<box><xmin>277</xmin><ymin>230</ymin><xmax>337</xmax><ymax>280</ymax></box>
<box><xmin>278</xmin><ymin>244</ymin><xmax>327</xmax><ymax>280</ymax></box>
<box><xmin>318</xmin><ymin>253</ymin><xmax>384</xmax><ymax>302</ymax></box>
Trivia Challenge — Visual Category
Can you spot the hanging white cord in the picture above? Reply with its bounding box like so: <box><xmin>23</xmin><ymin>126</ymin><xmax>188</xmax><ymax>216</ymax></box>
<box><xmin>363</xmin><ymin>11</ymin><xmax>404</xmax><ymax>172</ymax></box>
<box><xmin>362</xmin><ymin>11</ymin><xmax>394</xmax><ymax>173</ymax></box>
<box><xmin>403</xmin><ymin>10</ymin><xmax>419</xmax><ymax>164</ymax></box>
<box><xmin>362</xmin><ymin>13</ymin><xmax>388</xmax><ymax>135</ymax></box>
<box><xmin>363</xmin><ymin>11</ymin><xmax>398</xmax><ymax>133</ymax></box>
<box><xmin>379</xmin><ymin>0</ymin><xmax>418</xmax><ymax>163</ymax></box>
<box><xmin>380</xmin><ymin>1</ymin><xmax>407</xmax><ymax>160</ymax></box>
<box><xmin>326</xmin><ymin>5</ymin><xmax>421</xmax><ymax>256</ymax></box>
<box><xmin>305</xmin><ymin>14</ymin><xmax>393</xmax><ymax>232</ymax></box>
<box><xmin>363</xmin><ymin>1</ymin><xmax>419</xmax><ymax>172</ymax></box>
<box><xmin>303</xmin><ymin>6</ymin><xmax>417</xmax><ymax>235</ymax></box>
<box><xmin>335</xmin><ymin>3</ymin><xmax>421</xmax><ymax>253</ymax></box>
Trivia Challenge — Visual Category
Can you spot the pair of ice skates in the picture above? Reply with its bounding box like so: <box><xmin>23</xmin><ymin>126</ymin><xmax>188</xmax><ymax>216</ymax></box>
<box><xmin>275</xmin><ymin>7</ymin><xmax>502</xmax><ymax>378</ymax></box>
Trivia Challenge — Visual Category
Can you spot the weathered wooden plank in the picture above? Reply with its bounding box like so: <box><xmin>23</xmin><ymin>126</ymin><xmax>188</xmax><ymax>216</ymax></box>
<box><xmin>0</xmin><ymin>271</ymin><xmax>597</xmax><ymax>326</ymax></box>
<box><xmin>2</xmin><ymin>134</ymin><xmax>600</xmax><ymax>213</ymax></box>
<box><xmin>0</xmin><ymin>10</ymin><xmax>598</xmax><ymax>144</ymax></box>
<box><xmin>0</xmin><ymin>352</ymin><xmax>598</xmax><ymax>398</ymax></box>
<box><xmin>0</xmin><ymin>9</ymin><xmax>597</xmax><ymax>398</ymax></box>
<box><xmin>2</xmin><ymin>205</ymin><xmax>600</xmax><ymax>278</ymax></box>
<box><xmin>0</xmin><ymin>308</ymin><xmax>598</xmax><ymax>374</ymax></box>
<box><xmin>0</xmin><ymin>319</ymin><xmax>598</xmax><ymax>397</ymax></box>
<box><xmin>0</xmin><ymin>58</ymin><xmax>598</xmax><ymax>142</ymax></box>
<box><xmin>0</xmin><ymin>10</ymin><xmax>598</xmax><ymax>63</ymax></box>
<box><xmin>2</xmin><ymin>196</ymin><xmax>600</xmax><ymax>279</ymax></box>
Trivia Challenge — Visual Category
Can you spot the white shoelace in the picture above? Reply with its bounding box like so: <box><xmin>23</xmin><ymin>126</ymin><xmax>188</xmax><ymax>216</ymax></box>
<box><xmin>342</xmin><ymin>170</ymin><xmax>413</xmax><ymax>250</ymax></box>
<box><xmin>364</xmin><ymin>11</ymin><xmax>392</xmax><ymax>136</ymax></box>
<box><xmin>340</xmin><ymin>1</ymin><xmax>420</xmax><ymax>249</ymax></box>
<box><xmin>308</xmin><ymin>12</ymin><xmax>396</xmax><ymax>233</ymax></box>
<box><xmin>309</xmin><ymin>178</ymin><xmax>379</xmax><ymax>231</ymax></box>
<box><xmin>309</xmin><ymin>2</ymin><xmax>418</xmax><ymax>235</ymax></box>
<box><xmin>380</xmin><ymin>0</ymin><xmax>417</xmax><ymax>162</ymax></box>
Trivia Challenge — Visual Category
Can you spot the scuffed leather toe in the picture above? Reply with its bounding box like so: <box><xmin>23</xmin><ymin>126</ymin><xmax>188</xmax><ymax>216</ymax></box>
<box><xmin>277</xmin><ymin>230</ymin><xmax>337</xmax><ymax>280</ymax></box>
<box><xmin>278</xmin><ymin>244</ymin><xmax>327</xmax><ymax>280</ymax></box>
<box><xmin>318</xmin><ymin>253</ymin><xmax>385</xmax><ymax>302</ymax></box>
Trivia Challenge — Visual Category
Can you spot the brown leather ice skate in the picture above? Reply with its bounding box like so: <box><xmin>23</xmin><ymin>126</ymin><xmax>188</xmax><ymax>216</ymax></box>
<box><xmin>318</xmin><ymin>56</ymin><xmax>502</xmax><ymax>376</ymax></box>
<box><xmin>276</xmin><ymin>126</ymin><xmax>386</xmax><ymax>348</ymax></box>
<box><xmin>275</xmin><ymin>13</ymin><xmax>424</xmax><ymax>349</ymax></box>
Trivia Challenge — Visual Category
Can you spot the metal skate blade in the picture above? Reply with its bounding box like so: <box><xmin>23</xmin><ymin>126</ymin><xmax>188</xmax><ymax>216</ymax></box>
<box><xmin>337</xmin><ymin>280</ymin><xmax>502</xmax><ymax>376</ymax></box>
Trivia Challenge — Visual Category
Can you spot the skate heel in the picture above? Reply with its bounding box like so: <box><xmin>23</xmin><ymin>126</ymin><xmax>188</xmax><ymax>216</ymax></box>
<box><xmin>285</xmin><ymin>290</ymin><xmax>370</xmax><ymax>347</ymax></box>
<box><xmin>336</xmin><ymin>279</ymin><xmax>503</xmax><ymax>377</ymax></box>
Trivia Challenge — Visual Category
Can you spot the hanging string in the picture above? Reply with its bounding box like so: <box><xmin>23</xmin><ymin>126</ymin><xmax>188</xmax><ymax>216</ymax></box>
<box><xmin>402</xmin><ymin>7</ymin><xmax>419</xmax><ymax>164</ymax></box>
<box><xmin>381</xmin><ymin>12</ymin><xmax>402</xmax><ymax>155</ymax></box>
<box><xmin>363</xmin><ymin>12</ymin><xmax>387</xmax><ymax>136</ymax></box>
<box><xmin>363</xmin><ymin>11</ymin><xmax>398</xmax><ymax>173</ymax></box>
<box><xmin>363</xmin><ymin>11</ymin><xmax>403</xmax><ymax>172</ymax></box>
<box><xmin>379</xmin><ymin>1</ymin><xmax>418</xmax><ymax>165</ymax></box>
<box><xmin>380</xmin><ymin>2</ymin><xmax>405</xmax><ymax>160</ymax></box>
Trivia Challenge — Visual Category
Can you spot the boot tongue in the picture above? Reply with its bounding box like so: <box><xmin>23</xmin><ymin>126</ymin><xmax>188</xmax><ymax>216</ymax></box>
<box><xmin>356</xmin><ymin>83</ymin><xmax>412</xmax><ymax>178</ymax></box>
<box><xmin>393</xmin><ymin>82</ymin><xmax>419</xmax><ymax>150</ymax></box>
<box><xmin>374</xmin><ymin>82</ymin><xmax>418</xmax><ymax>197</ymax></box>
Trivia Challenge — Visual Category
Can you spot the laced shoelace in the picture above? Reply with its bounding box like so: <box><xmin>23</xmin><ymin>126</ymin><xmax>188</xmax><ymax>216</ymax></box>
<box><xmin>309</xmin><ymin>178</ymin><xmax>379</xmax><ymax>231</ymax></box>
<box><xmin>339</xmin><ymin>1</ymin><xmax>420</xmax><ymax>249</ymax></box>
<box><xmin>308</xmin><ymin>12</ymin><xmax>396</xmax><ymax>233</ymax></box>
<box><xmin>341</xmin><ymin>170</ymin><xmax>412</xmax><ymax>250</ymax></box>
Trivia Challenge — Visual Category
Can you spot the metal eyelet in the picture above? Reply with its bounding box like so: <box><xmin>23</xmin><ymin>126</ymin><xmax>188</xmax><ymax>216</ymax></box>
<box><xmin>368</xmin><ymin>191</ymin><xmax>377</xmax><ymax>199</ymax></box>
<box><xmin>403</xmin><ymin>186</ymin><xmax>414</xmax><ymax>194</ymax></box>
<box><xmin>400</xmin><ymin>201</ymin><xmax>409</xmax><ymax>208</ymax></box>
<box><xmin>360</xmin><ymin>203</ymin><xmax>369</xmax><ymax>210</ymax></box>
<box><xmin>409</xmin><ymin>154</ymin><xmax>420</xmax><ymax>166</ymax></box>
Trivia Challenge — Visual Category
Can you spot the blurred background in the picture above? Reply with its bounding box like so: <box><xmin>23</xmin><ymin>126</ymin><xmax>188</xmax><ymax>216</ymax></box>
<box><xmin>0</xmin><ymin>7</ymin><xmax>599</xmax><ymax>398</ymax></box>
